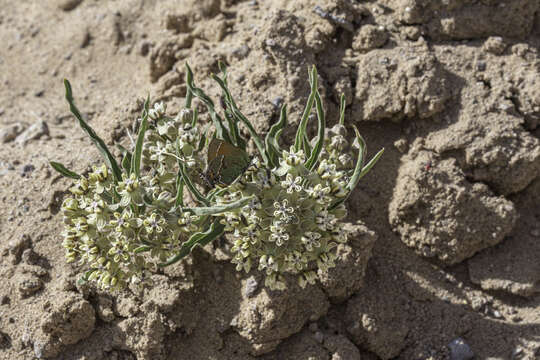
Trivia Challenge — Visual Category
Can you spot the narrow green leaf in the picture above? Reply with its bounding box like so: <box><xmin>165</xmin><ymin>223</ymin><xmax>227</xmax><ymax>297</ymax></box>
<box><xmin>49</xmin><ymin>161</ymin><xmax>80</xmax><ymax>179</ymax></box>
<box><xmin>265</xmin><ymin>104</ymin><xmax>287</xmax><ymax>168</ymax></box>
<box><xmin>185</xmin><ymin>87</ymin><xmax>193</xmax><ymax>109</ymax></box>
<box><xmin>294</xmin><ymin>66</ymin><xmax>317</xmax><ymax>152</ymax></box>
<box><xmin>134</xmin><ymin>245</ymin><xmax>152</xmax><ymax>254</ymax></box>
<box><xmin>131</xmin><ymin>96</ymin><xmax>150</xmax><ymax>178</ymax></box>
<box><xmin>211</xmin><ymin>72</ymin><xmax>268</xmax><ymax>164</ymax></box>
<box><xmin>158</xmin><ymin>220</ymin><xmax>225</xmax><ymax>267</ymax></box>
<box><xmin>357</xmin><ymin>147</ymin><xmax>385</xmax><ymax>182</ymax></box>
<box><xmin>175</xmin><ymin>170</ymin><xmax>184</xmax><ymax>207</ymax></box>
<box><xmin>302</xmin><ymin>132</ymin><xmax>312</xmax><ymax>159</ymax></box>
<box><xmin>183</xmin><ymin>196</ymin><xmax>254</xmax><ymax>216</ymax></box>
<box><xmin>339</xmin><ymin>93</ymin><xmax>346</xmax><ymax>125</ymax></box>
<box><xmin>179</xmin><ymin>162</ymin><xmax>210</xmax><ymax>206</ymax></box>
<box><xmin>64</xmin><ymin>79</ymin><xmax>122</xmax><ymax>182</ymax></box>
<box><xmin>121</xmin><ymin>151</ymin><xmax>132</xmax><ymax>172</ymax></box>
<box><xmin>185</xmin><ymin>63</ymin><xmax>232</xmax><ymax>143</ymax></box>
<box><xmin>305</xmin><ymin>84</ymin><xmax>326</xmax><ymax>170</ymax></box>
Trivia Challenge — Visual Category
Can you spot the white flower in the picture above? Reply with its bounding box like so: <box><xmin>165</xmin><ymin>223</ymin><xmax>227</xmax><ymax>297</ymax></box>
<box><xmin>332</xmin><ymin>227</ymin><xmax>349</xmax><ymax>243</ymax></box>
<box><xmin>306</xmin><ymin>184</ymin><xmax>331</xmax><ymax>204</ymax></box>
<box><xmin>149</xmin><ymin>102</ymin><xmax>166</xmax><ymax>120</ymax></box>
<box><xmin>273</xmin><ymin>199</ymin><xmax>294</xmax><ymax>219</ymax></box>
<box><xmin>330</xmin><ymin>135</ymin><xmax>348</xmax><ymax>150</ymax></box>
<box><xmin>287</xmin><ymin>251</ymin><xmax>307</xmax><ymax>271</ymax></box>
<box><xmin>282</xmin><ymin>147</ymin><xmax>305</xmax><ymax>166</ymax></box>
<box><xmin>317</xmin><ymin>159</ymin><xmax>336</xmax><ymax>179</ymax></box>
<box><xmin>242</xmin><ymin>197</ymin><xmax>262</xmax><ymax>214</ymax></box>
<box><xmin>315</xmin><ymin>210</ymin><xmax>337</xmax><ymax>231</ymax></box>
<box><xmin>301</xmin><ymin>231</ymin><xmax>322</xmax><ymax>251</ymax></box>
<box><xmin>269</xmin><ymin>226</ymin><xmax>290</xmax><ymax>246</ymax></box>
<box><xmin>338</xmin><ymin>153</ymin><xmax>353</xmax><ymax>167</ymax></box>
<box><xmin>281</xmin><ymin>174</ymin><xmax>303</xmax><ymax>193</ymax></box>
<box><xmin>258</xmin><ymin>255</ymin><xmax>278</xmax><ymax>274</ymax></box>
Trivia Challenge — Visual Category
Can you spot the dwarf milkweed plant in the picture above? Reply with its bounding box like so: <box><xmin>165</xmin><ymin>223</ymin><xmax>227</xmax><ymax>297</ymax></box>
<box><xmin>51</xmin><ymin>63</ymin><xmax>383</xmax><ymax>291</ymax></box>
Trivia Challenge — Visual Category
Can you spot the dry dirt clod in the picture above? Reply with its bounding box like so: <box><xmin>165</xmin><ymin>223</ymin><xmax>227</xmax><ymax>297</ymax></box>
<box><xmin>8</xmin><ymin>234</ymin><xmax>32</xmax><ymax>265</ymax></box>
<box><xmin>352</xmin><ymin>24</ymin><xmax>389</xmax><ymax>52</ymax></box>
<box><xmin>18</xmin><ymin>276</ymin><xmax>43</xmax><ymax>297</ymax></box>
<box><xmin>0</xmin><ymin>123</ymin><xmax>25</xmax><ymax>143</ymax></box>
<box><xmin>35</xmin><ymin>294</ymin><xmax>96</xmax><ymax>358</ymax></box>
<box><xmin>389</xmin><ymin>150</ymin><xmax>517</xmax><ymax>265</ymax></box>
<box><xmin>15</xmin><ymin>120</ymin><xmax>49</xmax><ymax>146</ymax></box>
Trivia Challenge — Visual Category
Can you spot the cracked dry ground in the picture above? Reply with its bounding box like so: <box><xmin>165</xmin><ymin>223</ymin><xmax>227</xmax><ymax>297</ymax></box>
<box><xmin>1</xmin><ymin>0</ymin><xmax>539</xmax><ymax>359</ymax></box>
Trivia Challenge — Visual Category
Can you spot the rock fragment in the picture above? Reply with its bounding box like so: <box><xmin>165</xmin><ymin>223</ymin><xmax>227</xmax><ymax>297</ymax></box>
<box><xmin>15</xmin><ymin>120</ymin><xmax>49</xmax><ymax>145</ymax></box>
<box><xmin>352</xmin><ymin>24</ymin><xmax>388</xmax><ymax>51</ymax></box>
<box><xmin>389</xmin><ymin>150</ymin><xmax>517</xmax><ymax>264</ymax></box>
<box><xmin>18</xmin><ymin>275</ymin><xmax>43</xmax><ymax>297</ymax></box>
<box><xmin>231</xmin><ymin>281</ymin><xmax>329</xmax><ymax>355</ymax></box>
<box><xmin>448</xmin><ymin>337</ymin><xmax>474</xmax><ymax>360</ymax></box>
<box><xmin>0</xmin><ymin>123</ymin><xmax>25</xmax><ymax>143</ymax></box>
<box><xmin>56</xmin><ymin>0</ymin><xmax>83</xmax><ymax>11</ymax></box>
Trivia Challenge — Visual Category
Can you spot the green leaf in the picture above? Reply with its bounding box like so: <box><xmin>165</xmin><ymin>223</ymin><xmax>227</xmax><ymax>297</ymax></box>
<box><xmin>179</xmin><ymin>162</ymin><xmax>210</xmax><ymax>206</ymax></box>
<box><xmin>265</xmin><ymin>104</ymin><xmax>287</xmax><ymax>168</ymax></box>
<box><xmin>121</xmin><ymin>151</ymin><xmax>132</xmax><ymax>172</ymax></box>
<box><xmin>64</xmin><ymin>79</ymin><xmax>122</xmax><ymax>182</ymax></box>
<box><xmin>338</xmin><ymin>93</ymin><xmax>346</xmax><ymax>125</ymax></box>
<box><xmin>134</xmin><ymin>245</ymin><xmax>152</xmax><ymax>254</ymax></box>
<box><xmin>175</xmin><ymin>170</ymin><xmax>184</xmax><ymax>207</ymax></box>
<box><xmin>183</xmin><ymin>195</ymin><xmax>254</xmax><ymax>216</ymax></box>
<box><xmin>185</xmin><ymin>63</ymin><xmax>232</xmax><ymax>143</ymax></box>
<box><xmin>294</xmin><ymin>66</ymin><xmax>317</xmax><ymax>152</ymax></box>
<box><xmin>158</xmin><ymin>219</ymin><xmax>225</xmax><ymax>267</ymax></box>
<box><xmin>131</xmin><ymin>96</ymin><xmax>150</xmax><ymax>178</ymax></box>
<box><xmin>210</xmin><ymin>70</ymin><xmax>268</xmax><ymax>165</ymax></box>
<box><xmin>49</xmin><ymin>161</ymin><xmax>80</xmax><ymax>179</ymax></box>
<box><xmin>305</xmin><ymin>79</ymin><xmax>326</xmax><ymax>170</ymax></box>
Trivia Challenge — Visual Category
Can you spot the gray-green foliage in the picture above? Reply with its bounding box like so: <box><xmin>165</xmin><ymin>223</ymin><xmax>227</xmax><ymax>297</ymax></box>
<box><xmin>51</xmin><ymin>64</ymin><xmax>383</xmax><ymax>291</ymax></box>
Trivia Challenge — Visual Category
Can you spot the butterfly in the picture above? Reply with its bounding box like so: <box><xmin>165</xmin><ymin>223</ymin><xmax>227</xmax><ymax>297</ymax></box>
<box><xmin>202</xmin><ymin>138</ymin><xmax>250</xmax><ymax>187</ymax></box>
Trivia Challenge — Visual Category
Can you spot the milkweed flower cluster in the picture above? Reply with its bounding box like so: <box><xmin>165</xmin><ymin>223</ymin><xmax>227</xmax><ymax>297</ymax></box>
<box><xmin>59</xmin><ymin>104</ymin><xmax>206</xmax><ymax>290</ymax></box>
<box><xmin>52</xmin><ymin>63</ymin><xmax>383</xmax><ymax>291</ymax></box>
<box><xmin>216</xmin><ymin>144</ymin><xmax>354</xmax><ymax>290</ymax></box>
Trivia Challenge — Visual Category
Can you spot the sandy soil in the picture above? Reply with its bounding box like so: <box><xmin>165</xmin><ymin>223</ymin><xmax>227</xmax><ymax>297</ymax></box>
<box><xmin>0</xmin><ymin>0</ymin><xmax>539</xmax><ymax>359</ymax></box>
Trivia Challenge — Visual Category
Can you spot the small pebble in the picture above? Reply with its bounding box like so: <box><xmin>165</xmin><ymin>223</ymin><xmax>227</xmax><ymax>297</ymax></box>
<box><xmin>20</xmin><ymin>164</ymin><xmax>35</xmax><ymax>177</ymax></box>
<box><xmin>271</xmin><ymin>96</ymin><xmax>284</xmax><ymax>108</ymax></box>
<box><xmin>9</xmin><ymin>234</ymin><xmax>32</xmax><ymax>264</ymax></box>
<box><xmin>244</xmin><ymin>276</ymin><xmax>259</xmax><ymax>297</ymax></box>
<box><xmin>476</xmin><ymin>61</ymin><xmax>486</xmax><ymax>72</ymax></box>
<box><xmin>313</xmin><ymin>331</ymin><xmax>324</xmax><ymax>344</ymax></box>
<box><xmin>56</xmin><ymin>0</ymin><xmax>83</xmax><ymax>11</ymax></box>
<box><xmin>394</xmin><ymin>138</ymin><xmax>408</xmax><ymax>153</ymax></box>
<box><xmin>15</xmin><ymin>120</ymin><xmax>49</xmax><ymax>145</ymax></box>
<box><xmin>448</xmin><ymin>337</ymin><xmax>474</xmax><ymax>360</ymax></box>
<box><xmin>139</xmin><ymin>41</ymin><xmax>150</xmax><ymax>56</ymax></box>
<box><xmin>530</xmin><ymin>228</ymin><xmax>540</xmax><ymax>237</ymax></box>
